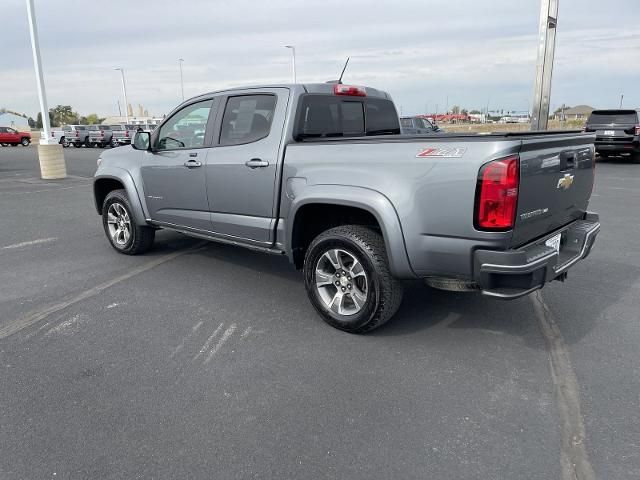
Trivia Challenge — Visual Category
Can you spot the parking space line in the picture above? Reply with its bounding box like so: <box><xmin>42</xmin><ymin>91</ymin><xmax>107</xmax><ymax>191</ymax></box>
<box><xmin>170</xmin><ymin>321</ymin><xmax>204</xmax><ymax>358</ymax></box>
<box><xmin>193</xmin><ymin>323</ymin><xmax>224</xmax><ymax>361</ymax></box>
<box><xmin>531</xmin><ymin>291</ymin><xmax>596</xmax><ymax>480</ymax></box>
<box><xmin>0</xmin><ymin>246</ymin><xmax>204</xmax><ymax>340</ymax></box>
<box><xmin>2</xmin><ymin>237</ymin><xmax>57</xmax><ymax>250</ymax></box>
<box><xmin>0</xmin><ymin>184</ymin><xmax>91</xmax><ymax>196</ymax></box>
<box><xmin>204</xmin><ymin>323</ymin><xmax>237</xmax><ymax>364</ymax></box>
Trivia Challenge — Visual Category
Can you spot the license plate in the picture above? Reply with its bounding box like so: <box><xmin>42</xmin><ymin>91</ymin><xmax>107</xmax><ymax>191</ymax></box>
<box><xmin>604</xmin><ymin>130</ymin><xmax>615</xmax><ymax>136</ymax></box>
<box><xmin>545</xmin><ymin>233</ymin><xmax>561</xmax><ymax>253</ymax></box>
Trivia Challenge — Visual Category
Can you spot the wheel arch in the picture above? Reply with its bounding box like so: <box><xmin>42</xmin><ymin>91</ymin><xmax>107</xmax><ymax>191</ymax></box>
<box><xmin>93</xmin><ymin>169</ymin><xmax>147</xmax><ymax>225</ymax></box>
<box><xmin>287</xmin><ymin>185</ymin><xmax>416</xmax><ymax>278</ymax></box>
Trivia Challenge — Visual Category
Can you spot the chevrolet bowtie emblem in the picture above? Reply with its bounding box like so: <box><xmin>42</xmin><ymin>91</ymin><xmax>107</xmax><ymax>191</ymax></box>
<box><xmin>557</xmin><ymin>173</ymin><xmax>575</xmax><ymax>190</ymax></box>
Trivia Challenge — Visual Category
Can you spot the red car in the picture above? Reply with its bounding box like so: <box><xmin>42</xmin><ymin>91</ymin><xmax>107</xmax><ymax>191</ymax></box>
<box><xmin>0</xmin><ymin>127</ymin><xmax>31</xmax><ymax>146</ymax></box>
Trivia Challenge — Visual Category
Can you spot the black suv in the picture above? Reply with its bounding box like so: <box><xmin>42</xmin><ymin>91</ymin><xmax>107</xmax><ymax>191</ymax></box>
<box><xmin>585</xmin><ymin>109</ymin><xmax>640</xmax><ymax>163</ymax></box>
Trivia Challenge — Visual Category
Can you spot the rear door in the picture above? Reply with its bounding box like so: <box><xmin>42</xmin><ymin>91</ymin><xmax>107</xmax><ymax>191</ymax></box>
<box><xmin>586</xmin><ymin>110</ymin><xmax>638</xmax><ymax>142</ymax></box>
<box><xmin>140</xmin><ymin>98</ymin><xmax>219</xmax><ymax>230</ymax></box>
<box><xmin>512</xmin><ymin>134</ymin><xmax>595</xmax><ymax>246</ymax></box>
<box><xmin>204</xmin><ymin>88</ymin><xmax>289</xmax><ymax>244</ymax></box>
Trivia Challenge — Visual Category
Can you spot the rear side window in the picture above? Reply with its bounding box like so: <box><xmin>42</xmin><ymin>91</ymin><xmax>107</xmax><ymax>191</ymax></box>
<box><xmin>77</xmin><ymin>126</ymin><xmax>86</xmax><ymax>130</ymax></box>
<box><xmin>588</xmin><ymin>111</ymin><xmax>638</xmax><ymax>124</ymax></box>
<box><xmin>400</xmin><ymin>118</ymin><xmax>413</xmax><ymax>128</ymax></box>
<box><xmin>295</xmin><ymin>95</ymin><xmax>400</xmax><ymax>140</ymax></box>
<box><xmin>219</xmin><ymin>95</ymin><xmax>277</xmax><ymax>146</ymax></box>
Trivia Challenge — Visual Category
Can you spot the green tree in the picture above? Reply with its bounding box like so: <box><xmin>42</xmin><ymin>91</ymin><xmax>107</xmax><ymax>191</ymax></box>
<box><xmin>51</xmin><ymin>105</ymin><xmax>79</xmax><ymax>126</ymax></box>
<box><xmin>451</xmin><ymin>105</ymin><xmax>461</xmax><ymax>114</ymax></box>
<box><xmin>81</xmin><ymin>113</ymin><xmax>104</xmax><ymax>125</ymax></box>
<box><xmin>28</xmin><ymin>117</ymin><xmax>36</xmax><ymax>128</ymax></box>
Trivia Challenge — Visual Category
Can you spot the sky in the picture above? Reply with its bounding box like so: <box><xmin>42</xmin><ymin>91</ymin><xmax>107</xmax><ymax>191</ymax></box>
<box><xmin>2</xmin><ymin>0</ymin><xmax>639</xmax><ymax>118</ymax></box>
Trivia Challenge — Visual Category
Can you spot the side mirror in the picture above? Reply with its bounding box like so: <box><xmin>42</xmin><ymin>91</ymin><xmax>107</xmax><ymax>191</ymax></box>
<box><xmin>133</xmin><ymin>131</ymin><xmax>151</xmax><ymax>151</ymax></box>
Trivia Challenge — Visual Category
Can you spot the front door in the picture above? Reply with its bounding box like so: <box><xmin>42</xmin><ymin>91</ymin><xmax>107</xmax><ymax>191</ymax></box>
<box><xmin>140</xmin><ymin>98</ymin><xmax>217</xmax><ymax>230</ymax></box>
<box><xmin>205</xmin><ymin>89</ymin><xmax>289</xmax><ymax>244</ymax></box>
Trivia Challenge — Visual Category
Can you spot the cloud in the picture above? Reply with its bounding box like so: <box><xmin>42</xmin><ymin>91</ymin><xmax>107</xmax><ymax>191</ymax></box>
<box><xmin>2</xmin><ymin>0</ymin><xmax>639</xmax><ymax>118</ymax></box>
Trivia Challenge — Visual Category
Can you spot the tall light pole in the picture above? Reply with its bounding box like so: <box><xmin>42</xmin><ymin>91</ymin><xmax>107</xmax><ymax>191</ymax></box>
<box><xmin>178</xmin><ymin>58</ymin><xmax>185</xmax><ymax>102</ymax></box>
<box><xmin>26</xmin><ymin>0</ymin><xmax>66</xmax><ymax>179</ymax></box>
<box><xmin>285</xmin><ymin>45</ymin><xmax>296</xmax><ymax>83</ymax></box>
<box><xmin>619</xmin><ymin>93</ymin><xmax>624</xmax><ymax>108</ymax></box>
<box><xmin>531</xmin><ymin>0</ymin><xmax>559</xmax><ymax>131</ymax></box>
<box><xmin>115</xmin><ymin>68</ymin><xmax>129</xmax><ymax>123</ymax></box>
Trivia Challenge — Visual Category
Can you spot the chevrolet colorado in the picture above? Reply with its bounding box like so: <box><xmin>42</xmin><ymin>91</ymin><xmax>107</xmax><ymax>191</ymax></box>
<box><xmin>93</xmin><ymin>83</ymin><xmax>600</xmax><ymax>333</ymax></box>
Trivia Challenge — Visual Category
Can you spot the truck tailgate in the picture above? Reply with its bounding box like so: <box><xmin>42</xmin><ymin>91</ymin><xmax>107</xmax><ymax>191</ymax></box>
<box><xmin>512</xmin><ymin>134</ymin><xmax>595</xmax><ymax>246</ymax></box>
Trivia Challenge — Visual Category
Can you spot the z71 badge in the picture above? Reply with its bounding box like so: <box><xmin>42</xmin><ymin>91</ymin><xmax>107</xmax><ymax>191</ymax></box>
<box><xmin>416</xmin><ymin>146</ymin><xmax>467</xmax><ymax>158</ymax></box>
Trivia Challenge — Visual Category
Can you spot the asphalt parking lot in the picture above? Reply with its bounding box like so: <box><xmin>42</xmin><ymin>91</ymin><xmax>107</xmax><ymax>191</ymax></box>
<box><xmin>1</xmin><ymin>144</ymin><xmax>638</xmax><ymax>479</ymax></box>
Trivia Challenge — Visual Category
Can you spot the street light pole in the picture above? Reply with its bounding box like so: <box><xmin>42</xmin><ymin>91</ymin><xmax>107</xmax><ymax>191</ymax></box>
<box><xmin>115</xmin><ymin>68</ymin><xmax>129</xmax><ymax>123</ymax></box>
<box><xmin>178</xmin><ymin>58</ymin><xmax>185</xmax><ymax>102</ymax></box>
<box><xmin>285</xmin><ymin>45</ymin><xmax>296</xmax><ymax>83</ymax></box>
<box><xmin>25</xmin><ymin>0</ymin><xmax>66</xmax><ymax>179</ymax></box>
<box><xmin>531</xmin><ymin>0</ymin><xmax>559</xmax><ymax>131</ymax></box>
<box><xmin>26</xmin><ymin>0</ymin><xmax>52</xmax><ymax>144</ymax></box>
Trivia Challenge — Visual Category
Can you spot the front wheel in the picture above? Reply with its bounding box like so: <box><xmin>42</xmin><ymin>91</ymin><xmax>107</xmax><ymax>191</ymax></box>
<box><xmin>74</xmin><ymin>142</ymin><xmax>82</xmax><ymax>148</ymax></box>
<box><xmin>21</xmin><ymin>137</ymin><xmax>31</xmax><ymax>146</ymax></box>
<box><xmin>102</xmin><ymin>189</ymin><xmax>155</xmax><ymax>255</ymax></box>
<box><xmin>303</xmin><ymin>225</ymin><xmax>403</xmax><ymax>333</ymax></box>
<box><xmin>1</xmin><ymin>143</ymin><xmax>8</xmax><ymax>147</ymax></box>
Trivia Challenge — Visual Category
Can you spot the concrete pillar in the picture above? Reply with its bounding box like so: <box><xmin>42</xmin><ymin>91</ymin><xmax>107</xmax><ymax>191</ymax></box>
<box><xmin>37</xmin><ymin>144</ymin><xmax>67</xmax><ymax>179</ymax></box>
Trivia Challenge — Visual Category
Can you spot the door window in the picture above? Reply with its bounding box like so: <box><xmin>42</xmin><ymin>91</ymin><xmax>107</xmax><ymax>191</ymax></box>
<box><xmin>156</xmin><ymin>99</ymin><xmax>213</xmax><ymax>150</ymax></box>
<box><xmin>219</xmin><ymin>95</ymin><xmax>276</xmax><ymax>146</ymax></box>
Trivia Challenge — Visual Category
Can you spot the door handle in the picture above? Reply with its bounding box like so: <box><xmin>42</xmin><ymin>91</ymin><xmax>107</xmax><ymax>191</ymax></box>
<box><xmin>183</xmin><ymin>159</ymin><xmax>202</xmax><ymax>168</ymax></box>
<box><xmin>245</xmin><ymin>158</ymin><xmax>269</xmax><ymax>169</ymax></box>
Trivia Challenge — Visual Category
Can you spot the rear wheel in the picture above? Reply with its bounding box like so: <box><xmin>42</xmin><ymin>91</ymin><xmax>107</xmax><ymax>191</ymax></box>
<box><xmin>1</xmin><ymin>143</ymin><xmax>8</xmax><ymax>147</ymax></box>
<box><xmin>303</xmin><ymin>225</ymin><xmax>403</xmax><ymax>333</ymax></box>
<box><xmin>110</xmin><ymin>139</ymin><xmax>118</xmax><ymax>148</ymax></box>
<box><xmin>74</xmin><ymin>142</ymin><xmax>82</xmax><ymax>148</ymax></box>
<box><xmin>102</xmin><ymin>189</ymin><xmax>155</xmax><ymax>255</ymax></box>
<box><xmin>85</xmin><ymin>138</ymin><xmax>91</xmax><ymax>148</ymax></box>
<box><xmin>60</xmin><ymin>137</ymin><xmax>69</xmax><ymax>148</ymax></box>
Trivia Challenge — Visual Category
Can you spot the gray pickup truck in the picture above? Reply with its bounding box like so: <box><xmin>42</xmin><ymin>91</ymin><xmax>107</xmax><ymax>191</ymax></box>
<box><xmin>88</xmin><ymin>125</ymin><xmax>113</xmax><ymax>148</ymax></box>
<box><xmin>93</xmin><ymin>83</ymin><xmax>600</xmax><ymax>333</ymax></box>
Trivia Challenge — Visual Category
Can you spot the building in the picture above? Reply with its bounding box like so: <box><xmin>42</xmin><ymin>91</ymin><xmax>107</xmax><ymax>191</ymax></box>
<box><xmin>555</xmin><ymin>105</ymin><xmax>594</xmax><ymax>121</ymax></box>
<box><xmin>0</xmin><ymin>112</ymin><xmax>30</xmax><ymax>131</ymax></box>
<box><xmin>101</xmin><ymin>116</ymin><xmax>165</xmax><ymax>126</ymax></box>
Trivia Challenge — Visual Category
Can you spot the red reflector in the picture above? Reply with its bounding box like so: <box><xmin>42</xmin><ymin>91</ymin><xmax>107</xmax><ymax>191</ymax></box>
<box><xmin>125</xmin><ymin>130</ymin><xmax>129</xmax><ymax>137</ymax></box>
<box><xmin>475</xmin><ymin>155</ymin><xmax>519</xmax><ymax>231</ymax></box>
<box><xmin>333</xmin><ymin>84</ymin><xmax>367</xmax><ymax>97</ymax></box>
<box><xmin>635</xmin><ymin>125</ymin><xmax>640</xmax><ymax>136</ymax></box>
<box><xmin>75</xmin><ymin>131</ymin><xmax>79</xmax><ymax>137</ymax></box>
<box><xmin>100</xmin><ymin>131</ymin><xmax>104</xmax><ymax>136</ymax></box>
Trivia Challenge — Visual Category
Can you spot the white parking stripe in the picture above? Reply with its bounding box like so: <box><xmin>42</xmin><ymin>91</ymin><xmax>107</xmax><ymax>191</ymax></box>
<box><xmin>0</xmin><ymin>245</ymin><xmax>204</xmax><ymax>340</ymax></box>
<box><xmin>170</xmin><ymin>321</ymin><xmax>203</xmax><ymax>358</ymax></box>
<box><xmin>204</xmin><ymin>323</ymin><xmax>237</xmax><ymax>364</ymax></box>
<box><xmin>193</xmin><ymin>323</ymin><xmax>224</xmax><ymax>361</ymax></box>
<box><xmin>2</xmin><ymin>237</ymin><xmax>57</xmax><ymax>249</ymax></box>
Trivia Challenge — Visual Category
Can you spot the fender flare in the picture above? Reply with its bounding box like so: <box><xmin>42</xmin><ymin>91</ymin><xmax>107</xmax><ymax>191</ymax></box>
<box><xmin>287</xmin><ymin>184</ymin><xmax>416</xmax><ymax>279</ymax></box>
<box><xmin>93</xmin><ymin>167</ymin><xmax>148</xmax><ymax>226</ymax></box>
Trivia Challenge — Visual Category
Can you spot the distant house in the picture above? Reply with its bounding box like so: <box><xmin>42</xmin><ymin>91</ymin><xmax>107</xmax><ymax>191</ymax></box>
<box><xmin>0</xmin><ymin>112</ymin><xmax>30</xmax><ymax>131</ymax></box>
<box><xmin>555</xmin><ymin>105</ymin><xmax>594</xmax><ymax>121</ymax></box>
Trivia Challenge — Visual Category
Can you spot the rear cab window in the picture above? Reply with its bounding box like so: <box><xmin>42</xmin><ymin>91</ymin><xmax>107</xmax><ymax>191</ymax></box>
<box><xmin>295</xmin><ymin>94</ymin><xmax>400</xmax><ymax>140</ymax></box>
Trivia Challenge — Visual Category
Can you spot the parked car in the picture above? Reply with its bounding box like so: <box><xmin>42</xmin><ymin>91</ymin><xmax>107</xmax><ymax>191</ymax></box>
<box><xmin>87</xmin><ymin>125</ymin><xmax>113</xmax><ymax>148</ymax></box>
<box><xmin>0</xmin><ymin>127</ymin><xmax>31</xmax><ymax>146</ymax></box>
<box><xmin>584</xmin><ymin>109</ymin><xmax>640</xmax><ymax>163</ymax></box>
<box><xmin>49</xmin><ymin>125</ymin><xmax>90</xmax><ymax>148</ymax></box>
<box><xmin>400</xmin><ymin>116</ymin><xmax>441</xmax><ymax>134</ymax></box>
<box><xmin>93</xmin><ymin>83</ymin><xmax>600</xmax><ymax>333</ymax></box>
<box><xmin>110</xmin><ymin>124</ymin><xmax>141</xmax><ymax>147</ymax></box>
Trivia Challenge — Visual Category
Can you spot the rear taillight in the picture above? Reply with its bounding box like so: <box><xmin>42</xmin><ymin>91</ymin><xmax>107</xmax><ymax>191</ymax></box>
<box><xmin>75</xmin><ymin>131</ymin><xmax>79</xmax><ymax>137</ymax></box>
<box><xmin>635</xmin><ymin>125</ymin><xmax>640</xmax><ymax>136</ymax></box>
<box><xmin>333</xmin><ymin>84</ymin><xmax>367</xmax><ymax>97</ymax></box>
<box><xmin>100</xmin><ymin>130</ymin><xmax>104</xmax><ymax>137</ymax></box>
<box><xmin>125</xmin><ymin>130</ymin><xmax>129</xmax><ymax>137</ymax></box>
<box><xmin>475</xmin><ymin>155</ymin><xmax>519</xmax><ymax>231</ymax></box>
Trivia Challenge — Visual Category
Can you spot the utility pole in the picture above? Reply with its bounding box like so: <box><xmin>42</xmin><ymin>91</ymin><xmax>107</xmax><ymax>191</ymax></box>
<box><xmin>117</xmin><ymin>100</ymin><xmax>122</xmax><ymax>117</ymax></box>
<box><xmin>530</xmin><ymin>0</ymin><xmax>559</xmax><ymax>131</ymax></box>
<box><xmin>115</xmin><ymin>68</ymin><xmax>129</xmax><ymax>123</ymax></box>
<box><xmin>178</xmin><ymin>58</ymin><xmax>185</xmax><ymax>102</ymax></box>
<box><xmin>285</xmin><ymin>45</ymin><xmax>296</xmax><ymax>83</ymax></box>
<box><xmin>25</xmin><ymin>0</ymin><xmax>66</xmax><ymax>179</ymax></box>
<box><xmin>619</xmin><ymin>94</ymin><xmax>624</xmax><ymax>108</ymax></box>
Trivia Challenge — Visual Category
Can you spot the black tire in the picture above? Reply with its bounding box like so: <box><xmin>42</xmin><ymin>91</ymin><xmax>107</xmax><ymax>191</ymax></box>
<box><xmin>102</xmin><ymin>189</ymin><xmax>155</xmax><ymax>255</ymax></box>
<box><xmin>21</xmin><ymin>137</ymin><xmax>30</xmax><ymax>146</ymax></box>
<box><xmin>74</xmin><ymin>142</ymin><xmax>82</xmax><ymax>148</ymax></box>
<box><xmin>110</xmin><ymin>139</ymin><xmax>118</xmax><ymax>148</ymax></box>
<box><xmin>85</xmin><ymin>138</ymin><xmax>91</xmax><ymax>148</ymax></box>
<box><xmin>632</xmin><ymin>152</ymin><xmax>640</xmax><ymax>164</ymax></box>
<box><xmin>1</xmin><ymin>143</ymin><xmax>8</xmax><ymax>147</ymax></box>
<box><xmin>60</xmin><ymin>137</ymin><xmax>69</xmax><ymax>148</ymax></box>
<box><xmin>303</xmin><ymin>225</ymin><xmax>403</xmax><ymax>333</ymax></box>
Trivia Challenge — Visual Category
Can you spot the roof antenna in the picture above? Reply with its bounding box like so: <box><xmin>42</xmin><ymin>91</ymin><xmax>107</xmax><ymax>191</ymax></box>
<box><xmin>337</xmin><ymin>57</ymin><xmax>350</xmax><ymax>84</ymax></box>
<box><xmin>326</xmin><ymin>57</ymin><xmax>350</xmax><ymax>84</ymax></box>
